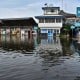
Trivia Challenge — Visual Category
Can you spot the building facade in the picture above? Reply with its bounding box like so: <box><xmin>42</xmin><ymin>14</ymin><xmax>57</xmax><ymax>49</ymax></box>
<box><xmin>35</xmin><ymin>6</ymin><xmax>64</xmax><ymax>36</ymax></box>
<box><xmin>59</xmin><ymin>10</ymin><xmax>76</xmax><ymax>25</ymax></box>
<box><xmin>0</xmin><ymin>17</ymin><xmax>37</xmax><ymax>36</ymax></box>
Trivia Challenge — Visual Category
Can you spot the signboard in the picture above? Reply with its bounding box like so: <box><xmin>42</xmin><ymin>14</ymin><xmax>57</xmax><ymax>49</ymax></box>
<box><xmin>77</xmin><ymin>7</ymin><xmax>80</xmax><ymax>17</ymax></box>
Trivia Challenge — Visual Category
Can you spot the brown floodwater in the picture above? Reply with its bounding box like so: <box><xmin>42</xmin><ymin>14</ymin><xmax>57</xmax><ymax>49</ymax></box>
<box><xmin>0</xmin><ymin>35</ymin><xmax>80</xmax><ymax>80</ymax></box>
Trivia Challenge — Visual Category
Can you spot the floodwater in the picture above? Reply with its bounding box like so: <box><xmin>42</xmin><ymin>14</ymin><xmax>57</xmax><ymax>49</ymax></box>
<box><xmin>0</xmin><ymin>35</ymin><xmax>80</xmax><ymax>80</ymax></box>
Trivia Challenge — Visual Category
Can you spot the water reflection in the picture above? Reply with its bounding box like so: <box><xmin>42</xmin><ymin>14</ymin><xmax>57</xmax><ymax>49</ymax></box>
<box><xmin>36</xmin><ymin>37</ymin><xmax>73</xmax><ymax>70</ymax></box>
<box><xmin>0</xmin><ymin>35</ymin><xmax>35</xmax><ymax>52</ymax></box>
<box><xmin>36</xmin><ymin>37</ymin><xmax>62</xmax><ymax>52</ymax></box>
<box><xmin>60</xmin><ymin>38</ymin><xmax>73</xmax><ymax>56</ymax></box>
<box><xmin>0</xmin><ymin>35</ymin><xmax>80</xmax><ymax>80</ymax></box>
<box><xmin>74</xmin><ymin>76</ymin><xmax>80</xmax><ymax>80</ymax></box>
<box><xmin>0</xmin><ymin>35</ymin><xmax>80</xmax><ymax>61</ymax></box>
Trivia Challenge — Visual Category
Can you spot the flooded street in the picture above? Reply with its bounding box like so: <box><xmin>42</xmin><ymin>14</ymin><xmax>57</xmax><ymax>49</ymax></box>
<box><xmin>0</xmin><ymin>35</ymin><xmax>80</xmax><ymax>80</ymax></box>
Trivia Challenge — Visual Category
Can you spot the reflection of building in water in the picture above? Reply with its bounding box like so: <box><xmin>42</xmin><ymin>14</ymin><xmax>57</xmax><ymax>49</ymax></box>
<box><xmin>77</xmin><ymin>32</ymin><xmax>80</xmax><ymax>43</ymax></box>
<box><xmin>47</xmin><ymin>37</ymin><xmax>53</xmax><ymax>44</ymax></box>
<box><xmin>35</xmin><ymin>37</ymin><xmax>74</xmax><ymax>56</ymax></box>
<box><xmin>36</xmin><ymin>37</ymin><xmax>62</xmax><ymax>52</ymax></box>
<box><xmin>60</xmin><ymin>38</ymin><xmax>73</xmax><ymax>56</ymax></box>
<box><xmin>75</xmin><ymin>39</ymin><xmax>80</xmax><ymax>55</ymax></box>
<box><xmin>0</xmin><ymin>35</ymin><xmax>35</xmax><ymax>51</ymax></box>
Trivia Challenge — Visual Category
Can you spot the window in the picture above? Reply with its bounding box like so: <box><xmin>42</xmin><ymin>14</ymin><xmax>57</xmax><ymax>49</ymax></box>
<box><xmin>41</xmin><ymin>29</ymin><xmax>47</xmax><ymax>33</ymax></box>
<box><xmin>45</xmin><ymin>19</ymin><xmax>55</xmax><ymax>23</ymax></box>
<box><xmin>54</xmin><ymin>29</ymin><xmax>56</xmax><ymax>33</ymax></box>
<box><xmin>56</xmin><ymin>18</ymin><xmax>61</xmax><ymax>23</ymax></box>
<box><xmin>52</xmin><ymin>19</ymin><xmax>55</xmax><ymax>23</ymax></box>
<box><xmin>45</xmin><ymin>19</ymin><xmax>48</xmax><ymax>23</ymax></box>
<box><xmin>51</xmin><ymin>9</ymin><xmax>54</xmax><ymax>12</ymax></box>
<box><xmin>39</xmin><ymin>19</ymin><xmax>44</xmax><ymax>23</ymax></box>
<box><xmin>57</xmin><ymin>29</ymin><xmax>59</xmax><ymax>34</ymax></box>
<box><xmin>54</xmin><ymin>29</ymin><xmax>59</xmax><ymax>34</ymax></box>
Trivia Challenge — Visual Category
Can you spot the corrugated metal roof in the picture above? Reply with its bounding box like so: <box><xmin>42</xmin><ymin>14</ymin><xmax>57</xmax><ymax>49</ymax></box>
<box><xmin>0</xmin><ymin>17</ymin><xmax>37</xmax><ymax>27</ymax></box>
<box><xmin>0</xmin><ymin>17</ymin><xmax>32</xmax><ymax>21</ymax></box>
<box><xmin>59</xmin><ymin>10</ymin><xmax>76</xmax><ymax>18</ymax></box>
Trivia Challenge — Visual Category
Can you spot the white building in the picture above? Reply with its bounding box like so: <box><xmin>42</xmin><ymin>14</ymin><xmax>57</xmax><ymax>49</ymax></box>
<box><xmin>35</xmin><ymin>5</ymin><xmax>64</xmax><ymax>36</ymax></box>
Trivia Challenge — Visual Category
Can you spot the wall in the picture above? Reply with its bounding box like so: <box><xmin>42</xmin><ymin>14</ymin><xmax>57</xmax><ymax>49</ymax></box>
<box><xmin>38</xmin><ymin>23</ymin><xmax>62</xmax><ymax>28</ymax></box>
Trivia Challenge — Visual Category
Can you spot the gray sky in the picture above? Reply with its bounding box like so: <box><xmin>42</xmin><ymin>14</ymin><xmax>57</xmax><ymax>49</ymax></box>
<box><xmin>0</xmin><ymin>0</ymin><xmax>80</xmax><ymax>18</ymax></box>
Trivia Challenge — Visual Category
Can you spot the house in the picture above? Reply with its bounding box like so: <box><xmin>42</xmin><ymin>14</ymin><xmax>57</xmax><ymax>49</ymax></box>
<box><xmin>0</xmin><ymin>17</ymin><xmax>37</xmax><ymax>36</ymax></box>
<box><xmin>59</xmin><ymin>10</ymin><xmax>76</xmax><ymax>25</ymax></box>
<box><xmin>35</xmin><ymin>5</ymin><xmax>64</xmax><ymax>36</ymax></box>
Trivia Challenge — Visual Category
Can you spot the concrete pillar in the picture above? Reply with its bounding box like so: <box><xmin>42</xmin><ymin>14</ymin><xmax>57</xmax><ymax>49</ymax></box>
<box><xmin>59</xmin><ymin>29</ymin><xmax>60</xmax><ymax>34</ymax></box>
<box><xmin>55</xmin><ymin>18</ymin><xmax>56</xmax><ymax>23</ymax></box>
<box><xmin>44</xmin><ymin>18</ymin><xmax>45</xmax><ymax>23</ymax></box>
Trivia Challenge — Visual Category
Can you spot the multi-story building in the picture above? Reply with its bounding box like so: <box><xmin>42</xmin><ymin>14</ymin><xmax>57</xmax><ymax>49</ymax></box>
<box><xmin>35</xmin><ymin>5</ymin><xmax>64</xmax><ymax>36</ymax></box>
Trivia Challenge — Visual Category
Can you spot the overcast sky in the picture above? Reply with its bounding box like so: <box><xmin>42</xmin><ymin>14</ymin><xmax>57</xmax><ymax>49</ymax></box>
<box><xmin>0</xmin><ymin>0</ymin><xmax>80</xmax><ymax>18</ymax></box>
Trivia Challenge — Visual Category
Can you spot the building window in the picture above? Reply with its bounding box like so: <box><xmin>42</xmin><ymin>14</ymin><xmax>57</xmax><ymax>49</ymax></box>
<box><xmin>46</xmin><ymin>9</ymin><xmax>51</xmax><ymax>13</ymax></box>
<box><xmin>51</xmin><ymin>9</ymin><xmax>54</xmax><ymax>12</ymax></box>
<box><xmin>45</xmin><ymin>19</ymin><xmax>55</xmax><ymax>23</ymax></box>
<box><xmin>54</xmin><ymin>29</ymin><xmax>59</xmax><ymax>34</ymax></box>
<box><xmin>56</xmin><ymin>18</ymin><xmax>61</xmax><ymax>23</ymax></box>
<box><xmin>45</xmin><ymin>19</ymin><xmax>49</xmax><ymax>23</ymax></box>
<box><xmin>39</xmin><ymin>19</ymin><xmax>44</xmax><ymax>23</ymax></box>
<box><xmin>57</xmin><ymin>29</ymin><xmax>59</xmax><ymax>34</ymax></box>
<box><xmin>41</xmin><ymin>29</ymin><xmax>47</xmax><ymax>33</ymax></box>
<box><xmin>50</xmin><ymin>19</ymin><xmax>55</xmax><ymax>23</ymax></box>
<box><xmin>54</xmin><ymin>29</ymin><xmax>56</xmax><ymax>33</ymax></box>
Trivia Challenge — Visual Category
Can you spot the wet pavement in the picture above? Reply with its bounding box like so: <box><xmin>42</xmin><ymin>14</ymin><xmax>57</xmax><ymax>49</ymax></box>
<box><xmin>0</xmin><ymin>35</ymin><xmax>80</xmax><ymax>80</ymax></box>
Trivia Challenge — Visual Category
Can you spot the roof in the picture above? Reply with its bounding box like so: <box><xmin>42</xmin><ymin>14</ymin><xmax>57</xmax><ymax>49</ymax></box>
<box><xmin>59</xmin><ymin>10</ymin><xmax>76</xmax><ymax>18</ymax></box>
<box><xmin>0</xmin><ymin>17</ymin><xmax>32</xmax><ymax>20</ymax></box>
<box><xmin>35</xmin><ymin>15</ymin><xmax>64</xmax><ymax>19</ymax></box>
<box><xmin>42</xmin><ymin>7</ymin><xmax>60</xmax><ymax>10</ymax></box>
<box><xmin>0</xmin><ymin>17</ymin><xmax>37</xmax><ymax>28</ymax></box>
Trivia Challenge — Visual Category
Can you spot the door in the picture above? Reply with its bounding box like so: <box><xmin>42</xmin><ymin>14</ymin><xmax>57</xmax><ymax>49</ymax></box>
<box><xmin>48</xmin><ymin>29</ymin><xmax>53</xmax><ymax>36</ymax></box>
